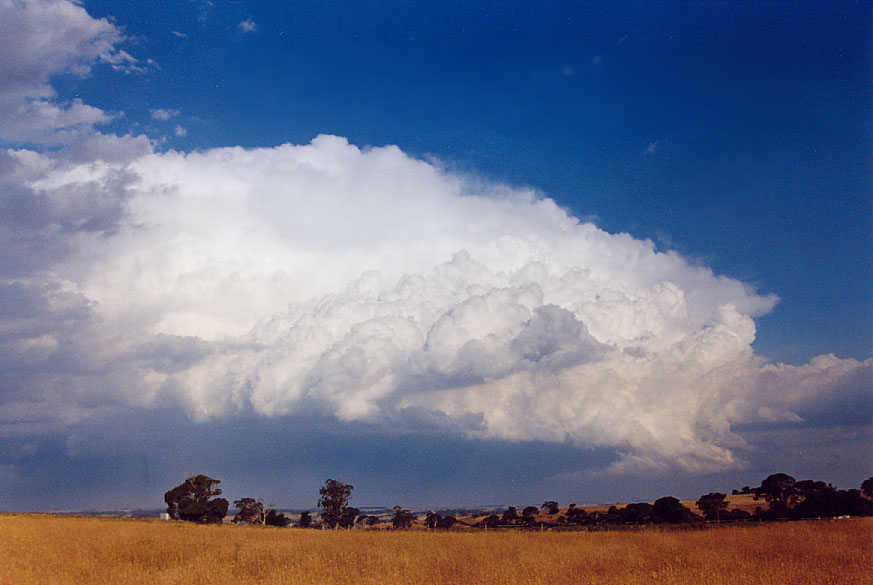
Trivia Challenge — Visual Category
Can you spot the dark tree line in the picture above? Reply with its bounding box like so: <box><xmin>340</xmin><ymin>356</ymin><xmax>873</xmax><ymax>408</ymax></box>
<box><xmin>164</xmin><ymin>472</ymin><xmax>873</xmax><ymax>529</ymax></box>
<box><xmin>752</xmin><ymin>473</ymin><xmax>873</xmax><ymax>520</ymax></box>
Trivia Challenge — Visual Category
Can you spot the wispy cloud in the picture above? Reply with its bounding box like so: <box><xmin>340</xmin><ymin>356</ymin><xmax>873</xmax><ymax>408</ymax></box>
<box><xmin>150</xmin><ymin>108</ymin><xmax>180</xmax><ymax>121</ymax></box>
<box><xmin>645</xmin><ymin>141</ymin><xmax>660</xmax><ymax>155</ymax></box>
<box><xmin>174</xmin><ymin>124</ymin><xmax>187</xmax><ymax>137</ymax></box>
<box><xmin>197</xmin><ymin>0</ymin><xmax>214</xmax><ymax>22</ymax></box>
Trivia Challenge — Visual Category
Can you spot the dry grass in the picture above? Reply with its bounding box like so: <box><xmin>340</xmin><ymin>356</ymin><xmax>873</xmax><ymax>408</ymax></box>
<box><xmin>1</xmin><ymin>513</ymin><xmax>870</xmax><ymax>585</ymax></box>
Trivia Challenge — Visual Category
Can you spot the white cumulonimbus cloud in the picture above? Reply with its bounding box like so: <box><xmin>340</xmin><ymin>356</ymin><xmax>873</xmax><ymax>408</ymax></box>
<box><xmin>3</xmin><ymin>134</ymin><xmax>870</xmax><ymax>473</ymax></box>
<box><xmin>1</xmin><ymin>0</ymin><xmax>869</xmax><ymax>476</ymax></box>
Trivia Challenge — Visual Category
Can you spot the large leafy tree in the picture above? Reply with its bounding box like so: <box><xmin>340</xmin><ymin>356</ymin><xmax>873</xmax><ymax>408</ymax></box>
<box><xmin>755</xmin><ymin>473</ymin><xmax>797</xmax><ymax>517</ymax></box>
<box><xmin>696</xmin><ymin>492</ymin><xmax>728</xmax><ymax>522</ymax></box>
<box><xmin>164</xmin><ymin>475</ymin><xmax>229</xmax><ymax>524</ymax></box>
<box><xmin>318</xmin><ymin>479</ymin><xmax>355</xmax><ymax>529</ymax></box>
<box><xmin>653</xmin><ymin>496</ymin><xmax>697</xmax><ymax>523</ymax></box>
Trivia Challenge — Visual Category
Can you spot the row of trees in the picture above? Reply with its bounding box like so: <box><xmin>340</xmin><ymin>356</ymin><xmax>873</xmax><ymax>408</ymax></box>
<box><xmin>750</xmin><ymin>473</ymin><xmax>873</xmax><ymax>520</ymax></box>
<box><xmin>163</xmin><ymin>476</ymin><xmax>357</xmax><ymax>527</ymax></box>
<box><xmin>164</xmin><ymin>473</ymin><xmax>873</xmax><ymax>528</ymax></box>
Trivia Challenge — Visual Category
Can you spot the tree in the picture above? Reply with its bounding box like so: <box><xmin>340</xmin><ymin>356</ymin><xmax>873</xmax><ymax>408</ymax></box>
<box><xmin>755</xmin><ymin>473</ymin><xmax>797</xmax><ymax>517</ymax></box>
<box><xmin>424</xmin><ymin>511</ymin><xmax>440</xmax><ymax>529</ymax></box>
<box><xmin>723</xmin><ymin>508</ymin><xmax>751</xmax><ymax>521</ymax></box>
<box><xmin>297</xmin><ymin>511</ymin><xmax>312</xmax><ymax>528</ymax></box>
<box><xmin>844</xmin><ymin>489</ymin><xmax>873</xmax><ymax>517</ymax></box>
<box><xmin>862</xmin><ymin>477</ymin><xmax>873</xmax><ymax>499</ymax></box>
<box><xmin>265</xmin><ymin>509</ymin><xmax>291</xmax><ymax>526</ymax></box>
<box><xmin>622</xmin><ymin>502</ymin><xmax>655</xmax><ymax>524</ymax></box>
<box><xmin>233</xmin><ymin>497</ymin><xmax>267</xmax><ymax>525</ymax></box>
<box><xmin>318</xmin><ymin>479</ymin><xmax>354</xmax><ymax>529</ymax></box>
<box><xmin>653</xmin><ymin>496</ymin><xmax>696</xmax><ymax>524</ymax></box>
<box><xmin>164</xmin><ymin>475</ymin><xmax>229</xmax><ymax>524</ymax></box>
<box><xmin>339</xmin><ymin>506</ymin><xmax>361</xmax><ymax>529</ymax></box>
<box><xmin>392</xmin><ymin>506</ymin><xmax>415</xmax><ymax>529</ymax></box>
<box><xmin>541</xmin><ymin>501</ymin><xmax>559</xmax><ymax>515</ymax></box>
<box><xmin>501</xmin><ymin>506</ymin><xmax>518</xmax><ymax>525</ymax></box>
<box><xmin>481</xmin><ymin>514</ymin><xmax>501</xmax><ymax>528</ymax></box>
<box><xmin>696</xmin><ymin>492</ymin><xmax>728</xmax><ymax>522</ymax></box>
<box><xmin>233</xmin><ymin>497</ymin><xmax>290</xmax><ymax>526</ymax></box>
<box><xmin>793</xmin><ymin>480</ymin><xmax>837</xmax><ymax>518</ymax></box>
<box><xmin>436</xmin><ymin>515</ymin><xmax>457</xmax><ymax>529</ymax></box>
<box><xmin>565</xmin><ymin>504</ymin><xmax>587</xmax><ymax>525</ymax></box>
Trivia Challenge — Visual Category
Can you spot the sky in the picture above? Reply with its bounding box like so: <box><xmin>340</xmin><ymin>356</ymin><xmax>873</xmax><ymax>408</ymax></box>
<box><xmin>0</xmin><ymin>0</ymin><xmax>870</xmax><ymax>513</ymax></box>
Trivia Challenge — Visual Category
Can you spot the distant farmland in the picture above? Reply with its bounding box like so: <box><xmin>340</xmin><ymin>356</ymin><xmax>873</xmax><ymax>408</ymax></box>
<box><xmin>2</xmin><ymin>514</ymin><xmax>870</xmax><ymax>585</ymax></box>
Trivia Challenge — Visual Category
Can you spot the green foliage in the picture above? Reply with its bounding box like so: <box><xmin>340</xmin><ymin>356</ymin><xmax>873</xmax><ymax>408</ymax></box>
<box><xmin>422</xmin><ymin>511</ymin><xmax>457</xmax><ymax>529</ymax></box>
<box><xmin>480</xmin><ymin>514</ymin><xmax>501</xmax><ymax>528</ymax></box>
<box><xmin>233</xmin><ymin>497</ymin><xmax>266</xmax><ymax>524</ymax></box>
<box><xmin>653</xmin><ymin>496</ymin><xmax>697</xmax><ymax>523</ymax></box>
<box><xmin>265</xmin><ymin>509</ymin><xmax>291</xmax><ymax>526</ymax></box>
<box><xmin>755</xmin><ymin>473</ymin><xmax>797</xmax><ymax>517</ymax></box>
<box><xmin>338</xmin><ymin>506</ymin><xmax>360</xmax><ymax>529</ymax></box>
<box><xmin>696</xmin><ymin>492</ymin><xmax>728</xmax><ymax>522</ymax></box>
<box><xmin>318</xmin><ymin>479</ymin><xmax>355</xmax><ymax>529</ymax></box>
<box><xmin>862</xmin><ymin>477</ymin><xmax>873</xmax><ymax>499</ymax></box>
<box><xmin>501</xmin><ymin>506</ymin><xmax>518</xmax><ymax>524</ymax></box>
<box><xmin>565</xmin><ymin>505</ymin><xmax>587</xmax><ymax>525</ymax></box>
<box><xmin>621</xmin><ymin>502</ymin><xmax>655</xmax><ymax>524</ymax></box>
<box><xmin>392</xmin><ymin>506</ymin><xmax>415</xmax><ymax>529</ymax></box>
<box><xmin>164</xmin><ymin>475</ymin><xmax>229</xmax><ymax>524</ymax></box>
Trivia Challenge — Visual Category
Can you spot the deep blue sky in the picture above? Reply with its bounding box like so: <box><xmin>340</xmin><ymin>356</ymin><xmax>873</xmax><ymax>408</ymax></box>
<box><xmin>72</xmin><ymin>0</ymin><xmax>872</xmax><ymax>365</ymax></box>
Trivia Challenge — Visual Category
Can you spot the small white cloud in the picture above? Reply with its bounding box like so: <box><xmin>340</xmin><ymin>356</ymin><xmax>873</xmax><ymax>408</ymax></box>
<box><xmin>174</xmin><ymin>125</ymin><xmax>187</xmax><ymax>137</ymax></box>
<box><xmin>150</xmin><ymin>108</ymin><xmax>180</xmax><ymax>121</ymax></box>
<box><xmin>238</xmin><ymin>19</ymin><xmax>257</xmax><ymax>34</ymax></box>
<box><xmin>171</xmin><ymin>30</ymin><xmax>187</xmax><ymax>38</ymax></box>
<box><xmin>645</xmin><ymin>141</ymin><xmax>660</xmax><ymax>155</ymax></box>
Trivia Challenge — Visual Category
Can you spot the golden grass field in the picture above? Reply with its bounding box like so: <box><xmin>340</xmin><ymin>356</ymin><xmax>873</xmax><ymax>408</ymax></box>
<box><xmin>1</xmin><ymin>514</ymin><xmax>870</xmax><ymax>585</ymax></box>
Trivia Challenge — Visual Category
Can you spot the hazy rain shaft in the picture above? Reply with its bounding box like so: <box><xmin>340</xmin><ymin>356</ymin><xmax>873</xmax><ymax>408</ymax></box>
<box><xmin>4</xmin><ymin>134</ymin><xmax>869</xmax><ymax>474</ymax></box>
